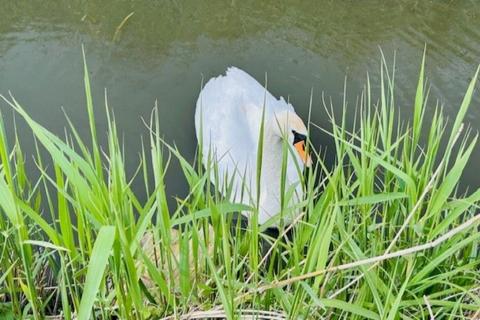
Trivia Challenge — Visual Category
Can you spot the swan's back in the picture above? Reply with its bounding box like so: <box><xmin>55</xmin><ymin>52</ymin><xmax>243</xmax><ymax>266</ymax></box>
<box><xmin>196</xmin><ymin>67</ymin><xmax>293</xmax><ymax>122</ymax></box>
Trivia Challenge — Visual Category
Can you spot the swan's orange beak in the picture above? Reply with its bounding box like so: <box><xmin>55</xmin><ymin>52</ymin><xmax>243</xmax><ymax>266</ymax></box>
<box><xmin>294</xmin><ymin>140</ymin><xmax>312</xmax><ymax>167</ymax></box>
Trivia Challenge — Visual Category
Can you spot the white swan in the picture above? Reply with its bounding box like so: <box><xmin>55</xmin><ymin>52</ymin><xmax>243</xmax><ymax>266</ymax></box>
<box><xmin>195</xmin><ymin>67</ymin><xmax>311</xmax><ymax>225</ymax></box>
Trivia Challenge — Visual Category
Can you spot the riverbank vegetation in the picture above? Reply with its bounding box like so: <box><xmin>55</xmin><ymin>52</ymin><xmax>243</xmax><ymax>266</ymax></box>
<box><xmin>0</xmin><ymin>55</ymin><xmax>479</xmax><ymax>319</ymax></box>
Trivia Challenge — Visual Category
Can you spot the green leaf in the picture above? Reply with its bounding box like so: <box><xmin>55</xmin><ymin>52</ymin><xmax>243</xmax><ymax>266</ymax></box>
<box><xmin>171</xmin><ymin>203</ymin><xmax>252</xmax><ymax>227</ymax></box>
<box><xmin>78</xmin><ymin>226</ymin><xmax>116</xmax><ymax>320</ymax></box>
<box><xmin>410</xmin><ymin>232</ymin><xmax>480</xmax><ymax>284</ymax></box>
<box><xmin>427</xmin><ymin>136</ymin><xmax>477</xmax><ymax>219</ymax></box>
<box><xmin>338</xmin><ymin>192</ymin><xmax>407</xmax><ymax>206</ymax></box>
<box><xmin>446</xmin><ymin>65</ymin><xmax>479</xmax><ymax>150</ymax></box>
<box><xmin>318</xmin><ymin>298</ymin><xmax>380</xmax><ymax>320</ymax></box>
<box><xmin>23</xmin><ymin>240</ymin><xmax>69</xmax><ymax>252</ymax></box>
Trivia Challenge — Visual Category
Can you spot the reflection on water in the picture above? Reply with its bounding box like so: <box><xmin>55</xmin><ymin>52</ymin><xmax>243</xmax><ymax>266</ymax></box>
<box><xmin>1</xmin><ymin>0</ymin><xmax>479</xmax><ymax>201</ymax></box>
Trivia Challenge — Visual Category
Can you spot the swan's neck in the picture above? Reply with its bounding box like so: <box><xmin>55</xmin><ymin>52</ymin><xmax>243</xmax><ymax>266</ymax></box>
<box><xmin>261</xmin><ymin>132</ymin><xmax>283</xmax><ymax>176</ymax></box>
<box><xmin>257</xmin><ymin>131</ymin><xmax>284</xmax><ymax>220</ymax></box>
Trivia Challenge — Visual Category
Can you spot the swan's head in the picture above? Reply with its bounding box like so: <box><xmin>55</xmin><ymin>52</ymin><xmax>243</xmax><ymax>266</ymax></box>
<box><xmin>272</xmin><ymin>110</ymin><xmax>312</xmax><ymax>167</ymax></box>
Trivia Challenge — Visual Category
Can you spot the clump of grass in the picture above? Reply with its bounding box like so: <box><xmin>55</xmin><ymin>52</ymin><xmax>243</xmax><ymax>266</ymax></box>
<box><xmin>0</xmin><ymin>52</ymin><xmax>479</xmax><ymax>319</ymax></box>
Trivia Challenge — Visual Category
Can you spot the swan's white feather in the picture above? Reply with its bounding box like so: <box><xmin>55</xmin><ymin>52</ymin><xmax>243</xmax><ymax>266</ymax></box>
<box><xmin>195</xmin><ymin>67</ymin><xmax>302</xmax><ymax>225</ymax></box>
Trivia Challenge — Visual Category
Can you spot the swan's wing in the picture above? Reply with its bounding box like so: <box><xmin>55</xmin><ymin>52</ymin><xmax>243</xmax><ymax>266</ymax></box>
<box><xmin>199</xmin><ymin>67</ymin><xmax>296</xmax><ymax>147</ymax></box>
<box><xmin>221</xmin><ymin>67</ymin><xmax>295</xmax><ymax>116</ymax></box>
<box><xmin>194</xmin><ymin>67</ymin><xmax>299</xmax><ymax>216</ymax></box>
<box><xmin>195</xmin><ymin>70</ymin><xmax>261</xmax><ymax>203</ymax></box>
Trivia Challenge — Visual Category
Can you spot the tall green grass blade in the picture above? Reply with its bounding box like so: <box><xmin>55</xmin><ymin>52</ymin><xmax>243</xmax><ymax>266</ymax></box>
<box><xmin>447</xmin><ymin>65</ymin><xmax>479</xmax><ymax>150</ymax></box>
<box><xmin>82</xmin><ymin>46</ymin><xmax>102</xmax><ymax>177</ymax></box>
<box><xmin>78</xmin><ymin>226</ymin><xmax>116</xmax><ymax>320</ymax></box>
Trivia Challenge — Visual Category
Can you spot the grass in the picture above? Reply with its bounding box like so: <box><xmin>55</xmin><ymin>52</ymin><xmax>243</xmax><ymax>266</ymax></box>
<box><xmin>0</xmin><ymin>52</ymin><xmax>480</xmax><ymax>319</ymax></box>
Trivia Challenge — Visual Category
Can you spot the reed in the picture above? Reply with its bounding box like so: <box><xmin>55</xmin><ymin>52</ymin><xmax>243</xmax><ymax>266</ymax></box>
<box><xmin>0</xmin><ymin>53</ymin><xmax>479</xmax><ymax>319</ymax></box>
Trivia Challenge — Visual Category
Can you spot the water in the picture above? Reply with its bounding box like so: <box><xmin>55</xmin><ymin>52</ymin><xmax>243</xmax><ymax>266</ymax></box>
<box><xmin>1</xmin><ymin>1</ymin><xmax>479</xmax><ymax>202</ymax></box>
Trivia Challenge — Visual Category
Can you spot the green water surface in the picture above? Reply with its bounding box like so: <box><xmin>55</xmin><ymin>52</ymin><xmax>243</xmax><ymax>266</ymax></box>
<box><xmin>1</xmin><ymin>1</ymin><xmax>479</xmax><ymax>199</ymax></box>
